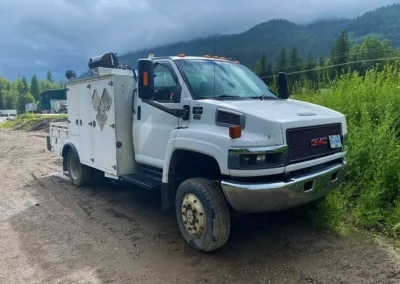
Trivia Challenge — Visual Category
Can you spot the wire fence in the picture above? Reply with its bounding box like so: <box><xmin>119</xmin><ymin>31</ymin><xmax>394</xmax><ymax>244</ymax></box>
<box><xmin>277</xmin><ymin>47</ymin><xmax>399</xmax><ymax>71</ymax></box>
<box><xmin>260</xmin><ymin>56</ymin><xmax>400</xmax><ymax>79</ymax></box>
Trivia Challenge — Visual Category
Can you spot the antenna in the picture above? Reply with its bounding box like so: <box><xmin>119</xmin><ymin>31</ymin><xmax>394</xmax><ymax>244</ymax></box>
<box><xmin>213</xmin><ymin>31</ymin><xmax>216</xmax><ymax>98</ymax></box>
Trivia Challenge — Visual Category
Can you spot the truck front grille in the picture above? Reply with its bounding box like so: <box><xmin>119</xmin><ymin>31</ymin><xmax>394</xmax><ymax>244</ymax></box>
<box><xmin>286</xmin><ymin>124</ymin><xmax>342</xmax><ymax>164</ymax></box>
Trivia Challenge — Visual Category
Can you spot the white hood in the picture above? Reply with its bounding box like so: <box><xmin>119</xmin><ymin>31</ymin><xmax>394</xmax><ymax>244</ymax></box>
<box><xmin>200</xmin><ymin>98</ymin><xmax>347</xmax><ymax>136</ymax></box>
<box><xmin>209</xmin><ymin>99</ymin><xmax>343</xmax><ymax>123</ymax></box>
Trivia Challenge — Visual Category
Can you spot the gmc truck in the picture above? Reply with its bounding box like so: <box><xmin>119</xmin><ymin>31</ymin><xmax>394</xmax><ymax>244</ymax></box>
<box><xmin>47</xmin><ymin>52</ymin><xmax>348</xmax><ymax>252</ymax></box>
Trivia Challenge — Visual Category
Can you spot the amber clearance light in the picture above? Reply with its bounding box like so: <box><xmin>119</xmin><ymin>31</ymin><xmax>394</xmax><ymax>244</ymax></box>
<box><xmin>143</xmin><ymin>71</ymin><xmax>148</xmax><ymax>86</ymax></box>
<box><xmin>229</xmin><ymin>125</ymin><xmax>242</xmax><ymax>139</ymax></box>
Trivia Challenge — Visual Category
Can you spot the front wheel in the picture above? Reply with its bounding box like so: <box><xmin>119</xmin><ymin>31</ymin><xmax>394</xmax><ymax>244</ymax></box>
<box><xmin>175</xmin><ymin>178</ymin><xmax>231</xmax><ymax>252</ymax></box>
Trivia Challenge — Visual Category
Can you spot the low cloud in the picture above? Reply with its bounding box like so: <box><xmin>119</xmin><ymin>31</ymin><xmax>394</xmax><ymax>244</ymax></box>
<box><xmin>0</xmin><ymin>0</ymin><xmax>398</xmax><ymax>81</ymax></box>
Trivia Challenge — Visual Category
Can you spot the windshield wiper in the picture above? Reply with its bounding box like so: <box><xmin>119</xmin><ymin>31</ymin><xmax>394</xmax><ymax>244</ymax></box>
<box><xmin>212</xmin><ymin>94</ymin><xmax>243</xmax><ymax>100</ymax></box>
<box><xmin>251</xmin><ymin>95</ymin><xmax>279</xmax><ymax>100</ymax></box>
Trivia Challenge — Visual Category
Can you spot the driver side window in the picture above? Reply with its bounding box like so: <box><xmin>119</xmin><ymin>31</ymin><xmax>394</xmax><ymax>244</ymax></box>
<box><xmin>153</xmin><ymin>63</ymin><xmax>181</xmax><ymax>103</ymax></box>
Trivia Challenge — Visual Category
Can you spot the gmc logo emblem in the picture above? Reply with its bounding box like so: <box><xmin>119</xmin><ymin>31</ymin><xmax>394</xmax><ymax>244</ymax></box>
<box><xmin>311</xmin><ymin>137</ymin><xmax>328</xmax><ymax>147</ymax></box>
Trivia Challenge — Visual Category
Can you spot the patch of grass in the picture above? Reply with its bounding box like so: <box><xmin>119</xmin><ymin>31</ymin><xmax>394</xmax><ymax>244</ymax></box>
<box><xmin>293</xmin><ymin>64</ymin><xmax>400</xmax><ymax>237</ymax></box>
<box><xmin>0</xmin><ymin>113</ymin><xmax>67</xmax><ymax>131</ymax></box>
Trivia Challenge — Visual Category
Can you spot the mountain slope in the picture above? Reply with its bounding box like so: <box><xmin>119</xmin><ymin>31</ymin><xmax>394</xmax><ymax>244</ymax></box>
<box><xmin>118</xmin><ymin>19</ymin><xmax>332</xmax><ymax>70</ymax></box>
<box><xmin>81</xmin><ymin>3</ymin><xmax>400</xmax><ymax>77</ymax></box>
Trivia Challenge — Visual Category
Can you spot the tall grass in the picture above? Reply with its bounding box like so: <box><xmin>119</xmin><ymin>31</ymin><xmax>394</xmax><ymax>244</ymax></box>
<box><xmin>292</xmin><ymin>64</ymin><xmax>400</xmax><ymax>236</ymax></box>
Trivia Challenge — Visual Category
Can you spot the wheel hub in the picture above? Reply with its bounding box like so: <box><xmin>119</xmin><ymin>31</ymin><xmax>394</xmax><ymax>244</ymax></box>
<box><xmin>181</xmin><ymin>193</ymin><xmax>206</xmax><ymax>238</ymax></box>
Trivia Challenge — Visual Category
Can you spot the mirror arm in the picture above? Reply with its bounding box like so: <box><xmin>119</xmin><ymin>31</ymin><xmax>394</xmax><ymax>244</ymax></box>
<box><xmin>143</xmin><ymin>99</ymin><xmax>189</xmax><ymax>120</ymax></box>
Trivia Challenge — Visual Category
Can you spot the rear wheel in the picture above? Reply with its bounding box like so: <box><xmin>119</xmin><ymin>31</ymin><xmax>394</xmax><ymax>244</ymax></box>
<box><xmin>66</xmin><ymin>150</ymin><xmax>92</xmax><ymax>186</ymax></box>
<box><xmin>175</xmin><ymin>178</ymin><xmax>231</xmax><ymax>252</ymax></box>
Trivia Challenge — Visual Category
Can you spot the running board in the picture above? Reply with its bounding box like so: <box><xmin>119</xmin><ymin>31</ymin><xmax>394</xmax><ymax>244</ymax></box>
<box><xmin>120</xmin><ymin>171</ymin><xmax>162</xmax><ymax>190</ymax></box>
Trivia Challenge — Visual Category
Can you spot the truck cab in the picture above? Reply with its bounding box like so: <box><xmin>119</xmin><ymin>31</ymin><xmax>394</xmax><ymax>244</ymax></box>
<box><xmin>48</xmin><ymin>53</ymin><xmax>348</xmax><ymax>252</ymax></box>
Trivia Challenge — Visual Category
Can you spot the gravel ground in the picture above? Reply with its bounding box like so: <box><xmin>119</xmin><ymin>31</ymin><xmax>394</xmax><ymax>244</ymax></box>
<box><xmin>0</xmin><ymin>129</ymin><xmax>399</xmax><ymax>284</ymax></box>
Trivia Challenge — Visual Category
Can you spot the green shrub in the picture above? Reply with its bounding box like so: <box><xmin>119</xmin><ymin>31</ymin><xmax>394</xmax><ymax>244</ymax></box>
<box><xmin>293</xmin><ymin>64</ymin><xmax>400</xmax><ymax>236</ymax></box>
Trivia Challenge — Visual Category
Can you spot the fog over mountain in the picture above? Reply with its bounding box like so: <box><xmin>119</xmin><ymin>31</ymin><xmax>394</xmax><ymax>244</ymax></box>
<box><xmin>0</xmin><ymin>0</ymin><xmax>398</xmax><ymax>81</ymax></box>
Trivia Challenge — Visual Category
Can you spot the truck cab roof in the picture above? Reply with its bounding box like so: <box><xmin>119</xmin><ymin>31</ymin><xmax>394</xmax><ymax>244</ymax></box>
<box><xmin>151</xmin><ymin>55</ymin><xmax>240</xmax><ymax>63</ymax></box>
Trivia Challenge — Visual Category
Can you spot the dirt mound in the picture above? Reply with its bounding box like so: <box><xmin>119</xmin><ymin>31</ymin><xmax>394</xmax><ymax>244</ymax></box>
<box><xmin>29</xmin><ymin>117</ymin><xmax>68</xmax><ymax>132</ymax></box>
<box><xmin>13</xmin><ymin>116</ymin><xmax>68</xmax><ymax>132</ymax></box>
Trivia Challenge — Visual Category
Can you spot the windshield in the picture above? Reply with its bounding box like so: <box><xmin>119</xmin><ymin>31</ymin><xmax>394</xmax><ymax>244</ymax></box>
<box><xmin>175</xmin><ymin>59</ymin><xmax>277</xmax><ymax>100</ymax></box>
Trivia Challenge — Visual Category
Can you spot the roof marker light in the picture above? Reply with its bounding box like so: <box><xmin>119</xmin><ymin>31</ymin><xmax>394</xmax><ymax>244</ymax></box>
<box><xmin>178</xmin><ymin>54</ymin><xmax>186</xmax><ymax>57</ymax></box>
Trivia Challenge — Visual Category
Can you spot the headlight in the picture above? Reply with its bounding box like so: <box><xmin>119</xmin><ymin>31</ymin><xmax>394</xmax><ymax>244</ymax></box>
<box><xmin>228</xmin><ymin>146</ymin><xmax>288</xmax><ymax>170</ymax></box>
<box><xmin>239</xmin><ymin>154</ymin><xmax>267</xmax><ymax>167</ymax></box>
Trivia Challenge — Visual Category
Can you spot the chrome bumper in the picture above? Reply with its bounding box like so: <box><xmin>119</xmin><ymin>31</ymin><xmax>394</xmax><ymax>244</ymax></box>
<box><xmin>221</xmin><ymin>161</ymin><xmax>348</xmax><ymax>213</ymax></box>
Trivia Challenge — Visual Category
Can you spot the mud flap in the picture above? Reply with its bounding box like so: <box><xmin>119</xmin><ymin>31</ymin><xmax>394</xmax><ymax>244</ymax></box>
<box><xmin>46</xmin><ymin>136</ymin><xmax>51</xmax><ymax>152</ymax></box>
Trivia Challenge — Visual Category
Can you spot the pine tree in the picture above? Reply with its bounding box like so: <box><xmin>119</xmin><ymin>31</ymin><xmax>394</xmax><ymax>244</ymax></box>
<box><xmin>306</xmin><ymin>54</ymin><xmax>317</xmax><ymax>82</ymax></box>
<box><xmin>318</xmin><ymin>56</ymin><xmax>325</xmax><ymax>68</ymax></box>
<box><xmin>254</xmin><ymin>60</ymin><xmax>263</xmax><ymax>76</ymax></box>
<box><xmin>276</xmin><ymin>48</ymin><xmax>288</xmax><ymax>73</ymax></box>
<box><xmin>21</xmin><ymin>76</ymin><xmax>29</xmax><ymax>94</ymax></box>
<box><xmin>290</xmin><ymin>46</ymin><xmax>303</xmax><ymax>73</ymax></box>
<box><xmin>263</xmin><ymin>63</ymin><xmax>274</xmax><ymax>85</ymax></box>
<box><xmin>30</xmin><ymin>74</ymin><xmax>41</xmax><ymax>102</ymax></box>
<box><xmin>0</xmin><ymin>89</ymin><xmax>5</xmax><ymax>109</ymax></box>
<box><xmin>46</xmin><ymin>70</ymin><xmax>53</xmax><ymax>83</ymax></box>
<box><xmin>260</xmin><ymin>52</ymin><xmax>267</xmax><ymax>77</ymax></box>
<box><xmin>266</xmin><ymin>63</ymin><xmax>273</xmax><ymax>76</ymax></box>
<box><xmin>331</xmin><ymin>30</ymin><xmax>351</xmax><ymax>73</ymax></box>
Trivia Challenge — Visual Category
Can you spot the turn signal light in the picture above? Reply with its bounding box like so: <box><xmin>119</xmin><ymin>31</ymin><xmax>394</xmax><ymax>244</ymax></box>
<box><xmin>143</xmin><ymin>72</ymin><xmax>148</xmax><ymax>86</ymax></box>
<box><xmin>229</xmin><ymin>125</ymin><xmax>242</xmax><ymax>139</ymax></box>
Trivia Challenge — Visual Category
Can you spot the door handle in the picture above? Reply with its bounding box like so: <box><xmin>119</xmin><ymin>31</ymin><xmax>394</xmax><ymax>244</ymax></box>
<box><xmin>137</xmin><ymin>106</ymin><xmax>141</xmax><ymax>120</ymax></box>
<box><xmin>75</xmin><ymin>119</ymin><xmax>78</xmax><ymax>125</ymax></box>
<box><xmin>80</xmin><ymin>119</ymin><xmax>82</xmax><ymax>126</ymax></box>
<box><xmin>88</xmin><ymin>122</ymin><xmax>93</xmax><ymax>126</ymax></box>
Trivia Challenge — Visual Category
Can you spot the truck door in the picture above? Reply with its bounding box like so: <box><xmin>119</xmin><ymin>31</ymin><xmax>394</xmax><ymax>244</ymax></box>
<box><xmin>66</xmin><ymin>84</ymin><xmax>80</xmax><ymax>136</ymax></box>
<box><xmin>89</xmin><ymin>77</ymin><xmax>117</xmax><ymax>172</ymax></box>
<box><xmin>134</xmin><ymin>61</ymin><xmax>180</xmax><ymax>167</ymax></box>
<box><xmin>79</xmin><ymin>83</ymin><xmax>94</xmax><ymax>164</ymax></box>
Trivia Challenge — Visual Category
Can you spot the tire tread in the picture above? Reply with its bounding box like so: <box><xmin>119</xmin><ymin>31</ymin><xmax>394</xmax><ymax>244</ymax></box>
<box><xmin>176</xmin><ymin>178</ymin><xmax>230</xmax><ymax>252</ymax></box>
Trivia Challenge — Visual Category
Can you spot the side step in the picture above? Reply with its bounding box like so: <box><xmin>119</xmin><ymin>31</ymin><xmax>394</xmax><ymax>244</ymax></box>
<box><xmin>121</xmin><ymin>169</ymin><xmax>162</xmax><ymax>190</ymax></box>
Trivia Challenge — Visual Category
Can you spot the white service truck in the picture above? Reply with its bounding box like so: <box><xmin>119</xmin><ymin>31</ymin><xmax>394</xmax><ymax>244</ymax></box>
<box><xmin>51</xmin><ymin>100</ymin><xmax>68</xmax><ymax>113</ymax></box>
<box><xmin>47</xmin><ymin>52</ymin><xmax>348</xmax><ymax>252</ymax></box>
<box><xmin>25</xmin><ymin>103</ymin><xmax>37</xmax><ymax>113</ymax></box>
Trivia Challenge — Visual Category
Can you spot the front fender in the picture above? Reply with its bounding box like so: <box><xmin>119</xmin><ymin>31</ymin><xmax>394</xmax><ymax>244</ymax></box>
<box><xmin>162</xmin><ymin>138</ymin><xmax>226</xmax><ymax>183</ymax></box>
<box><xmin>162</xmin><ymin>134</ymin><xmax>229</xmax><ymax>183</ymax></box>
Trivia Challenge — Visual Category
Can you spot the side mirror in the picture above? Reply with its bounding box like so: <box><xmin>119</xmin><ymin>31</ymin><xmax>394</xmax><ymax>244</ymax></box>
<box><xmin>278</xmin><ymin>72</ymin><xmax>290</xmax><ymax>99</ymax></box>
<box><xmin>138</xmin><ymin>59</ymin><xmax>154</xmax><ymax>100</ymax></box>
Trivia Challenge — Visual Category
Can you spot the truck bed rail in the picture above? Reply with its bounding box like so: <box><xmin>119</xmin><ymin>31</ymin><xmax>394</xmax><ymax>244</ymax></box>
<box><xmin>49</xmin><ymin>122</ymin><xmax>69</xmax><ymax>155</ymax></box>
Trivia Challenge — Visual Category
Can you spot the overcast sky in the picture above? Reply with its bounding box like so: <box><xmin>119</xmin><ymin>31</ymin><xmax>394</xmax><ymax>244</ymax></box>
<box><xmin>0</xmin><ymin>0</ymin><xmax>398</xmax><ymax>82</ymax></box>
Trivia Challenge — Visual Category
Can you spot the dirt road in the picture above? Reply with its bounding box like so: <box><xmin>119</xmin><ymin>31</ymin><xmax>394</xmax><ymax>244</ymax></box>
<box><xmin>0</xmin><ymin>129</ymin><xmax>399</xmax><ymax>284</ymax></box>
